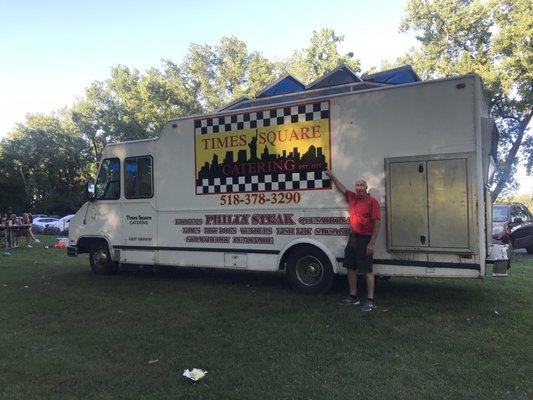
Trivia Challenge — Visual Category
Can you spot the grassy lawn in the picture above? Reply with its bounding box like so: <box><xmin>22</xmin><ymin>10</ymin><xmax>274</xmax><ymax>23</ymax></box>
<box><xmin>1</xmin><ymin>236</ymin><xmax>531</xmax><ymax>400</ymax></box>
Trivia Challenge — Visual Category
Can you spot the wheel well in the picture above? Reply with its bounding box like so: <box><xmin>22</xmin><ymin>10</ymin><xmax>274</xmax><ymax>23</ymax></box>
<box><xmin>278</xmin><ymin>243</ymin><xmax>330</xmax><ymax>271</ymax></box>
<box><xmin>76</xmin><ymin>237</ymin><xmax>109</xmax><ymax>254</ymax></box>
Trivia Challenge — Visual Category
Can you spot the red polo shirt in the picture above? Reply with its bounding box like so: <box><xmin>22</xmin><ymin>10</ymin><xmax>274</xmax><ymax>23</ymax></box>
<box><xmin>345</xmin><ymin>190</ymin><xmax>381</xmax><ymax>235</ymax></box>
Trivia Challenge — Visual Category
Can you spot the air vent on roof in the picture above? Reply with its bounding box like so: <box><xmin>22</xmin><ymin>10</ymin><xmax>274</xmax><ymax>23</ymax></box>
<box><xmin>256</xmin><ymin>74</ymin><xmax>305</xmax><ymax>98</ymax></box>
<box><xmin>306</xmin><ymin>64</ymin><xmax>362</xmax><ymax>90</ymax></box>
<box><xmin>218</xmin><ymin>96</ymin><xmax>251</xmax><ymax>112</ymax></box>
<box><xmin>362</xmin><ymin>65</ymin><xmax>420</xmax><ymax>85</ymax></box>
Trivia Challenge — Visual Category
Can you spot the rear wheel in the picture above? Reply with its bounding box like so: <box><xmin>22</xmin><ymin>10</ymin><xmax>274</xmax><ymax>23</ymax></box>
<box><xmin>89</xmin><ymin>242</ymin><xmax>116</xmax><ymax>275</ymax></box>
<box><xmin>286</xmin><ymin>246</ymin><xmax>334</xmax><ymax>294</ymax></box>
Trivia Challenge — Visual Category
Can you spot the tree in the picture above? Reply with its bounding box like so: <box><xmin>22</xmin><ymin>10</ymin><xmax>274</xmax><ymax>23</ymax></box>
<box><xmin>0</xmin><ymin>112</ymin><xmax>91</xmax><ymax>213</ymax></box>
<box><xmin>179</xmin><ymin>36</ymin><xmax>277</xmax><ymax>111</ymax></box>
<box><xmin>0</xmin><ymin>29</ymin><xmax>363</xmax><ymax>213</ymax></box>
<box><xmin>283</xmin><ymin>28</ymin><xmax>361</xmax><ymax>83</ymax></box>
<box><xmin>71</xmin><ymin>64</ymin><xmax>202</xmax><ymax>161</ymax></box>
<box><xmin>399</xmin><ymin>0</ymin><xmax>532</xmax><ymax>199</ymax></box>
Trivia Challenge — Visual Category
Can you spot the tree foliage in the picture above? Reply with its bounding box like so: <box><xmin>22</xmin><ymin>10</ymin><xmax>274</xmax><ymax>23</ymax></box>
<box><xmin>399</xmin><ymin>0</ymin><xmax>532</xmax><ymax>198</ymax></box>
<box><xmin>0</xmin><ymin>113</ymin><xmax>90</xmax><ymax>214</ymax></box>
<box><xmin>180</xmin><ymin>36</ymin><xmax>277</xmax><ymax>111</ymax></box>
<box><xmin>283</xmin><ymin>28</ymin><xmax>361</xmax><ymax>83</ymax></box>
<box><xmin>0</xmin><ymin>30</ymin><xmax>359</xmax><ymax>213</ymax></box>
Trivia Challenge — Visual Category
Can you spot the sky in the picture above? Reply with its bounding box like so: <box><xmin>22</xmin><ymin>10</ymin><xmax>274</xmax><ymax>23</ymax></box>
<box><xmin>0</xmin><ymin>0</ymin><xmax>531</xmax><ymax>193</ymax></box>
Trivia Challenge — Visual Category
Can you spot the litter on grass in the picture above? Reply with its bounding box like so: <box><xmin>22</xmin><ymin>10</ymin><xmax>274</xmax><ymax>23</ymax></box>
<box><xmin>53</xmin><ymin>238</ymin><xmax>68</xmax><ymax>249</ymax></box>
<box><xmin>148</xmin><ymin>359</ymin><xmax>159</xmax><ymax>365</ymax></box>
<box><xmin>183</xmin><ymin>368</ymin><xmax>207</xmax><ymax>381</ymax></box>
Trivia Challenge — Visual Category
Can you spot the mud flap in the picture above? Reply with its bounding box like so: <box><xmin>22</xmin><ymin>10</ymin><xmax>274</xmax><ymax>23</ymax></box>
<box><xmin>486</xmin><ymin>243</ymin><xmax>510</xmax><ymax>277</ymax></box>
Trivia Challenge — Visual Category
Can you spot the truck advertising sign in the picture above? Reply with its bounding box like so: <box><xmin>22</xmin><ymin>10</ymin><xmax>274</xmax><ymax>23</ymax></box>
<box><xmin>194</xmin><ymin>101</ymin><xmax>331</xmax><ymax>196</ymax></box>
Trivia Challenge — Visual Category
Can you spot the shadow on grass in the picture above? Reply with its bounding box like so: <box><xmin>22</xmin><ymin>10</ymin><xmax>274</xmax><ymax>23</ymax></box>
<box><xmin>119</xmin><ymin>264</ymin><xmax>293</xmax><ymax>291</ymax></box>
<box><xmin>106</xmin><ymin>264</ymin><xmax>493</xmax><ymax>308</ymax></box>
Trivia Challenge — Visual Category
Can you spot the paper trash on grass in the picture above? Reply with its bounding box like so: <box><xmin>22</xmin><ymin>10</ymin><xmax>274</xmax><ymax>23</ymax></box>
<box><xmin>183</xmin><ymin>368</ymin><xmax>207</xmax><ymax>381</ymax></box>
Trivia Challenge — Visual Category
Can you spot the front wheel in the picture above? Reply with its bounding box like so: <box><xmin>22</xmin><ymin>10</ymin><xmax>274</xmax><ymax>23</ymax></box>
<box><xmin>286</xmin><ymin>246</ymin><xmax>335</xmax><ymax>294</ymax></box>
<box><xmin>89</xmin><ymin>243</ymin><xmax>116</xmax><ymax>275</ymax></box>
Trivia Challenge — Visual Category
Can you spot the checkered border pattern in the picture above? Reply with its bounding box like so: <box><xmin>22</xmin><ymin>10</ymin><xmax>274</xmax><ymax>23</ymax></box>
<box><xmin>196</xmin><ymin>171</ymin><xmax>330</xmax><ymax>195</ymax></box>
<box><xmin>194</xmin><ymin>101</ymin><xmax>329</xmax><ymax>135</ymax></box>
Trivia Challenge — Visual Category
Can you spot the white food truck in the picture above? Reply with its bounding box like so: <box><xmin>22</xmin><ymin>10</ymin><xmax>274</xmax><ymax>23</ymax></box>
<box><xmin>67</xmin><ymin>65</ymin><xmax>509</xmax><ymax>293</ymax></box>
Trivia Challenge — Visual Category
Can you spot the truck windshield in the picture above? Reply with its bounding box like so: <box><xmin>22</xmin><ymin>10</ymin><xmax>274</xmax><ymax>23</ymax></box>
<box><xmin>95</xmin><ymin>158</ymin><xmax>120</xmax><ymax>200</ymax></box>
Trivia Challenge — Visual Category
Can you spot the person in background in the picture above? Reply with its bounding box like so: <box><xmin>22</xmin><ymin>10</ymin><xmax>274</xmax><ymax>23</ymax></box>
<box><xmin>325</xmin><ymin>170</ymin><xmax>381</xmax><ymax>312</ymax></box>
<box><xmin>4</xmin><ymin>208</ymin><xmax>18</xmax><ymax>247</ymax></box>
<box><xmin>20</xmin><ymin>212</ymin><xmax>40</xmax><ymax>247</ymax></box>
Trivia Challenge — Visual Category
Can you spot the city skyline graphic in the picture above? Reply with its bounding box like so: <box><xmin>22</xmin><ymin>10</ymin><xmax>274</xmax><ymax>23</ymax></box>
<box><xmin>197</xmin><ymin>132</ymin><xmax>328</xmax><ymax>181</ymax></box>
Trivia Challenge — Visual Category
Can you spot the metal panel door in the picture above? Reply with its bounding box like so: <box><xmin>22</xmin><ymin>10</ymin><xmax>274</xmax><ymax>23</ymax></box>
<box><xmin>427</xmin><ymin>159</ymin><xmax>469</xmax><ymax>248</ymax></box>
<box><xmin>389</xmin><ymin>161</ymin><xmax>429</xmax><ymax>247</ymax></box>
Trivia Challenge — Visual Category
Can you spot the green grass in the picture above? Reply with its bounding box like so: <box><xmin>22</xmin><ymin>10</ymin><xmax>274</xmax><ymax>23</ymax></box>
<box><xmin>1</xmin><ymin>236</ymin><xmax>532</xmax><ymax>399</ymax></box>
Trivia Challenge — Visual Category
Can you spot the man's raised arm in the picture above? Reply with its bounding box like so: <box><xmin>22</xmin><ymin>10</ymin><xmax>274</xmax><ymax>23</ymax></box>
<box><xmin>325</xmin><ymin>170</ymin><xmax>347</xmax><ymax>194</ymax></box>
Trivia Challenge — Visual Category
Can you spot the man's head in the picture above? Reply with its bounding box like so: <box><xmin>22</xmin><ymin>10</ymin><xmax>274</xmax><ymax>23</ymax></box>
<box><xmin>355</xmin><ymin>179</ymin><xmax>368</xmax><ymax>198</ymax></box>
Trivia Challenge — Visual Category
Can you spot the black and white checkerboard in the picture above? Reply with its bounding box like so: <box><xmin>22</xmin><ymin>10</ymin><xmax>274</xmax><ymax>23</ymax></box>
<box><xmin>194</xmin><ymin>101</ymin><xmax>330</xmax><ymax>135</ymax></box>
<box><xmin>196</xmin><ymin>171</ymin><xmax>331</xmax><ymax>194</ymax></box>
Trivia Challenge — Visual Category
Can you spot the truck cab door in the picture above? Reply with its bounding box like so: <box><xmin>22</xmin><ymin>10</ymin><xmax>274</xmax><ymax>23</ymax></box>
<box><xmin>120</xmin><ymin>156</ymin><xmax>157</xmax><ymax>265</ymax></box>
<box><xmin>86</xmin><ymin>158</ymin><xmax>123</xmax><ymax>248</ymax></box>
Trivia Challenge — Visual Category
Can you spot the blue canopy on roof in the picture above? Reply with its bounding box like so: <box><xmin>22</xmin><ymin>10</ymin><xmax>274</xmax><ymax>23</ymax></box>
<box><xmin>218</xmin><ymin>96</ymin><xmax>251</xmax><ymax>112</ymax></box>
<box><xmin>362</xmin><ymin>65</ymin><xmax>420</xmax><ymax>85</ymax></box>
<box><xmin>306</xmin><ymin>65</ymin><xmax>361</xmax><ymax>90</ymax></box>
<box><xmin>256</xmin><ymin>75</ymin><xmax>305</xmax><ymax>98</ymax></box>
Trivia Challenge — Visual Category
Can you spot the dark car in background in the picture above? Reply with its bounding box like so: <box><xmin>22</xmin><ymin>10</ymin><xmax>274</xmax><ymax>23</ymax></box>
<box><xmin>492</xmin><ymin>203</ymin><xmax>533</xmax><ymax>254</ymax></box>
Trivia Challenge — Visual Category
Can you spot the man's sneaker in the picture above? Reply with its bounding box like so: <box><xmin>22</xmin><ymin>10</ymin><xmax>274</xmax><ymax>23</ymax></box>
<box><xmin>340</xmin><ymin>295</ymin><xmax>360</xmax><ymax>306</ymax></box>
<box><xmin>360</xmin><ymin>299</ymin><xmax>377</xmax><ymax>312</ymax></box>
<box><xmin>34</xmin><ymin>239</ymin><xmax>41</xmax><ymax>243</ymax></box>
<box><xmin>27</xmin><ymin>244</ymin><xmax>32</xmax><ymax>248</ymax></box>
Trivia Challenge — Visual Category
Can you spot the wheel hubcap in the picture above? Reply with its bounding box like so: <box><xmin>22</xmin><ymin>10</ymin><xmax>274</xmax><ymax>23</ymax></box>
<box><xmin>93</xmin><ymin>249</ymin><xmax>108</xmax><ymax>267</ymax></box>
<box><xmin>295</xmin><ymin>256</ymin><xmax>324</xmax><ymax>286</ymax></box>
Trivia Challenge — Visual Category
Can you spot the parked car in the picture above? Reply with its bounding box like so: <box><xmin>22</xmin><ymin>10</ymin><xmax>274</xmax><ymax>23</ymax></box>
<box><xmin>32</xmin><ymin>217</ymin><xmax>59</xmax><ymax>234</ymax></box>
<box><xmin>48</xmin><ymin>214</ymin><xmax>74</xmax><ymax>234</ymax></box>
<box><xmin>492</xmin><ymin>203</ymin><xmax>533</xmax><ymax>253</ymax></box>
<box><xmin>31</xmin><ymin>214</ymin><xmax>48</xmax><ymax>219</ymax></box>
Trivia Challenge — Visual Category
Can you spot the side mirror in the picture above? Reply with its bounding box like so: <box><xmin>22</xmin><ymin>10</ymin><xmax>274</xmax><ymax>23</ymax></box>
<box><xmin>86</xmin><ymin>182</ymin><xmax>96</xmax><ymax>202</ymax></box>
<box><xmin>512</xmin><ymin>217</ymin><xmax>523</xmax><ymax>224</ymax></box>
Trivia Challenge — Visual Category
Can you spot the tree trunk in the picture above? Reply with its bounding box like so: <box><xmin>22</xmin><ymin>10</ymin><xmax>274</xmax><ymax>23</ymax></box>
<box><xmin>492</xmin><ymin>109</ymin><xmax>533</xmax><ymax>201</ymax></box>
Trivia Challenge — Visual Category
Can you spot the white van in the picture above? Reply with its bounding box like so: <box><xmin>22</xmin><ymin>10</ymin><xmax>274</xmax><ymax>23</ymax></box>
<box><xmin>68</xmin><ymin>66</ymin><xmax>509</xmax><ymax>292</ymax></box>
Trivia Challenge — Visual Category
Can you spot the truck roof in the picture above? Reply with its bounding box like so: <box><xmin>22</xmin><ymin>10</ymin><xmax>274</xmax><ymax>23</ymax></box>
<box><xmin>169</xmin><ymin>73</ymin><xmax>480</xmax><ymax>124</ymax></box>
<box><xmin>105</xmin><ymin>137</ymin><xmax>157</xmax><ymax>147</ymax></box>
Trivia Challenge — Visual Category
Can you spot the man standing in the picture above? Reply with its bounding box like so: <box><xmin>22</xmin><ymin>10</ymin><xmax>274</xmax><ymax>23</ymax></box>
<box><xmin>326</xmin><ymin>170</ymin><xmax>381</xmax><ymax>311</ymax></box>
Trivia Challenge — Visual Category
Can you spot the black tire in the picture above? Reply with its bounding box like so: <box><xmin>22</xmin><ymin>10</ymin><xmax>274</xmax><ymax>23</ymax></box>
<box><xmin>527</xmin><ymin>245</ymin><xmax>533</xmax><ymax>255</ymax></box>
<box><xmin>286</xmin><ymin>246</ymin><xmax>335</xmax><ymax>294</ymax></box>
<box><xmin>89</xmin><ymin>242</ymin><xmax>116</xmax><ymax>275</ymax></box>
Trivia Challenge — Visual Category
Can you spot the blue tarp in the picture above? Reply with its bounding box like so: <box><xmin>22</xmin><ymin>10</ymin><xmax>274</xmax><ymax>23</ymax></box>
<box><xmin>363</xmin><ymin>65</ymin><xmax>420</xmax><ymax>85</ymax></box>
<box><xmin>306</xmin><ymin>65</ymin><xmax>361</xmax><ymax>90</ymax></box>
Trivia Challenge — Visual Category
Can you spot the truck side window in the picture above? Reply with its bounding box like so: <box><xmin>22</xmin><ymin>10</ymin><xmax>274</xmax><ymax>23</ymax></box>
<box><xmin>125</xmin><ymin>156</ymin><xmax>153</xmax><ymax>199</ymax></box>
<box><xmin>95</xmin><ymin>158</ymin><xmax>121</xmax><ymax>200</ymax></box>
